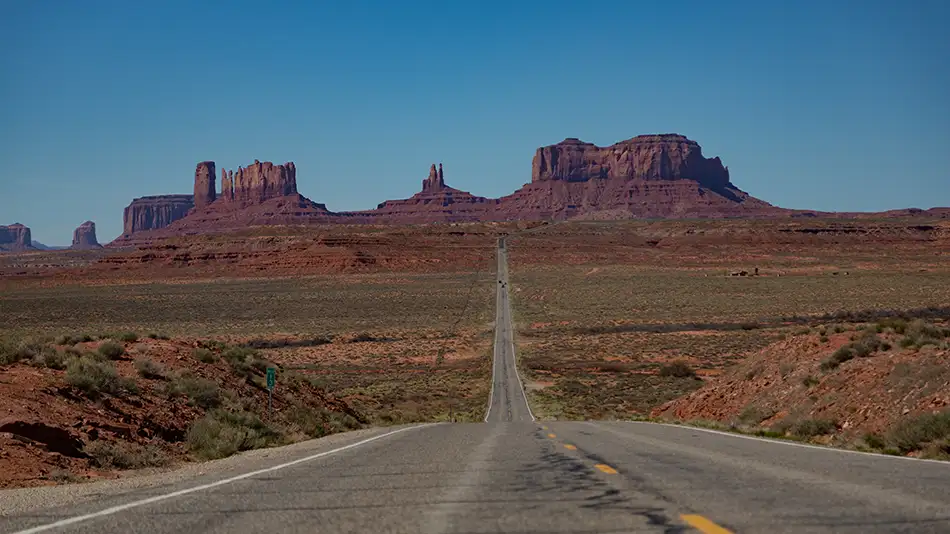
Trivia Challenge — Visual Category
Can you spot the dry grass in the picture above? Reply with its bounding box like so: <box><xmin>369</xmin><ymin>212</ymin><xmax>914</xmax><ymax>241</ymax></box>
<box><xmin>506</xmin><ymin>220</ymin><xmax>950</xmax><ymax>422</ymax></box>
<box><xmin>0</xmin><ymin>272</ymin><xmax>496</xmax><ymax>338</ymax></box>
<box><xmin>1</xmin><ymin>269</ymin><xmax>497</xmax><ymax>430</ymax></box>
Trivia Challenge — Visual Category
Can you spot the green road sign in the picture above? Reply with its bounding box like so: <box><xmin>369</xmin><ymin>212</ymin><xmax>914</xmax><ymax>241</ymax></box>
<box><xmin>266</xmin><ymin>367</ymin><xmax>276</xmax><ymax>390</ymax></box>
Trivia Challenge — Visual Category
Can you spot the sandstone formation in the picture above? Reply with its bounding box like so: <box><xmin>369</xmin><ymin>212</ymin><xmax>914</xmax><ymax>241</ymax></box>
<box><xmin>364</xmin><ymin>163</ymin><xmax>498</xmax><ymax>223</ymax></box>
<box><xmin>531</xmin><ymin>135</ymin><xmax>730</xmax><ymax>187</ymax></box>
<box><xmin>193</xmin><ymin>161</ymin><xmax>216</xmax><ymax>209</ymax></box>
<box><xmin>423</xmin><ymin>163</ymin><xmax>444</xmax><ymax>192</ymax></box>
<box><xmin>111</xmin><ymin>133</ymin><xmax>950</xmax><ymax>245</ymax></box>
<box><xmin>71</xmin><ymin>221</ymin><xmax>101</xmax><ymax>249</ymax></box>
<box><xmin>496</xmin><ymin>134</ymin><xmax>776</xmax><ymax>220</ymax></box>
<box><xmin>0</xmin><ymin>223</ymin><xmax>33</xmax><ymax>251</ymax></box>
<box><xmin>220</xmin><ymin>160</ymin><xmax>297</xmax><ymax>204</ymax></box>
<box><xmin>122</xmin><ymin>195</ymin><xmax>194</xmax><ymax>235</ymax></box>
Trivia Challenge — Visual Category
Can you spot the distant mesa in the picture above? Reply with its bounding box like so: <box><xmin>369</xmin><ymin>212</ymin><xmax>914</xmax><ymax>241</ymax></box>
<box><xmin>498</xmin><ymin>133</ymin><xmax>775</xmax><ymax>220</ymax></box>
<box><xmin>109</xmin><ymin>132</ymin><xmax>949</xmax><ymax>245</ymax></box>
<box><xmin>109</xmin><ymin>160</ymin><xmax>334</xmax><ymax>244</ymax></box>
<box><xmin>71</xmin><ymin>221</ymin><xmax>102</xmax><ymax>250</ymax></box>
<box><xmin>0</xmin><ymin>223</ymin><xmax>34</xmax><ymax>252</ymax></box>
<box><xmin>121</xmin><ymin>195</ymin><xmax>195</xmax><ymax>237</ymax></box>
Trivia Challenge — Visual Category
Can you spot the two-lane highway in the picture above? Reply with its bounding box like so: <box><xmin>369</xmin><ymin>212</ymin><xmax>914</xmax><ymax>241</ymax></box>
<box><xmin>1</xmin><ymin>239</ymin><xmax>949</xmax><ymax>533</ymax></box>
<box><xmin>484</xmin><ymin>237</ymin><xmax>534</xmax><ymax>424</ymax></box>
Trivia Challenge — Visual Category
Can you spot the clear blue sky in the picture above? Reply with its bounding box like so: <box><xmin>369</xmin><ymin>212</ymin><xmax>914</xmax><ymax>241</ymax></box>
<box><xmin>2</xmin><ymin>0</ymin><xmax>947</xmax><ymax>243</ymax></box>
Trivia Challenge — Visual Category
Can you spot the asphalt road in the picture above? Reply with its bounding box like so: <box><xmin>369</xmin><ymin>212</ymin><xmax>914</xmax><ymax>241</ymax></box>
<box><xmin>484</xmin><ymin>238</ymin><xmax>534</xmax><ymax>424</ymax></box>
<box><xmin>2</xmin><ymin>239</ymin><xmax>949</xmax><ymax>533</ymax></box>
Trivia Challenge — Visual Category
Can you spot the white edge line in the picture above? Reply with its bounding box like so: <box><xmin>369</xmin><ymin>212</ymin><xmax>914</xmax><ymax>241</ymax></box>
<box><xmin>484</xmin><ymin>246</ymin><xmax>502</xmax><ymax>422</ymax></box>
<box><xmin>503</xmin><ymin>248</ymin><xmax>535</xmax><ymax>422</ymax></box>
<box><xmin>622</xmin><ymin>421</ymin><xmax>950</xmax><ymax>466</ymax></box>
<box><xmin>484</xmin><ymin>277</ymin><xmax>499</xmax><ymax>422</ymax></box>
<box><xmin>12</xmin><ymin>424</ymin><xmax>436</xmax><ymax>534</ymax></box>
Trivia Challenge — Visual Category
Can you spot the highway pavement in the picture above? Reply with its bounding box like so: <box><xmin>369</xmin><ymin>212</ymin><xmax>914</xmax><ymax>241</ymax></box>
<box><xmin>1</xmin><ymin>238</ymin><xmax>948</xmax><ymax>533</ymax></box>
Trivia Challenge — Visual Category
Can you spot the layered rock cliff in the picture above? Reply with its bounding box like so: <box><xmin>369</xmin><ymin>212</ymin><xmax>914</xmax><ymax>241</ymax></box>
<box><xmin>122</xmin><ymin>195</ymin><xmax>195</xmax><ymax>235</ymax></box>
<box><xmin>220</xmin><ymin>160</ymin><xmax>297</xmax><ymax>204</ymax></box>
<box><xmin>0</xmin><ymin>223</ymin><xmax>33</xmax><ymax>251</ymax></box>
<box><xmin>193</xmin><ymin>161</ymin><xmax>217</xmax><ymax>209</ymax></box>
<box><xmin>498</xmin><ymin>134</ymin><xmax>776</xmax><ymax>219</ymax></box>
<box><xmin>71</xmin><ymin>221</ymin><xmax>101</xmax><ymax>249</ymax></box>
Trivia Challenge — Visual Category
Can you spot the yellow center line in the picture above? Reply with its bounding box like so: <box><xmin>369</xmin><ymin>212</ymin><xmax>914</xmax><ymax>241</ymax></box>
<box><xmin>563</xmin><ymin>444</ymin><xmax>577</xmax><ymax>450</ymax></box>
<box><xmin>594</xmin><ymin>463</ymin><xmax>618</xmax><ymax>474</ymax></box>
<box><xmin>547</xmin><ymin>433</ymin><xmax>556</xmax><ymax>438</ymax></box>
<box><xmin>681</xmin><ymin>514</ymin><xmax>733</xmax><ymax>534</ymax></box>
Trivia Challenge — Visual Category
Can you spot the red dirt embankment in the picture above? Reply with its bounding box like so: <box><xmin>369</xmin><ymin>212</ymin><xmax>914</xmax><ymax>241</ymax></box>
<box><xmin>653</xmin><ymin>324</ymin><xmax>950</xmax><ymax>450</ymax></box>
<box><xmin>0</xmin><ymin>336</ymin><xmax>359</xmax><ymax>488</ymax></box>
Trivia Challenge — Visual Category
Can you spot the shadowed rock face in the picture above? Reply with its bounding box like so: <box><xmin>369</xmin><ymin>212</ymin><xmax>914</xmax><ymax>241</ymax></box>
<box><xmin>193</xmin><ymin>161</ymin><xmax>216</xmax><ymax>209</ymax></box>
<box><xmin>0</xmin><ymin>223</ymin><xmax>33</xmax><ymax>251</ymax></box>
<box><xmin>122</xmin><ymin>195</ymin><xmax>194</xmax><ymax>235</ymax></box>
<box><xmin>71</xmin><ymin>221</ymin><xmax>101</xmax><ymax>249</ymax></box>
<box><xmin>220</xmin><ymin>160</ymin><xmax>297</xmax><ymax>204</ymax></box>
<box><xmin>531</xmin><ymin>134</ymin><xmax>731</xmax><ymax>190</ymax></box>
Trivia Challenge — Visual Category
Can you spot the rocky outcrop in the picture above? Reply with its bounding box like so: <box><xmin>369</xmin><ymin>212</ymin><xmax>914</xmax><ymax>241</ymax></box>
<box><xmin>533</xmin><ymin>134</ymin><xmax>732</xmax><ymax>188</ymax></box>
<box><xmin>220</xmin><ymin>160</ymin><xmax>297</xmax><ymax>204</ymax></box>
<box><xmin>364</xmin><ymin>163</ymin><xmax>498</xmax><ymax>223</ymax></box>
<box><xmin>71</xmin><ymin>221</ymin><xmax>101</xmax><ymax>249</ymax></box>
<box><xmin>0</xmin><ymin>224</ymin><xmax>33</xmax><ymax>251</ymax></box>
<box><xmin>422</xmin><ymin>163</ymin><xmax>445</xmax><ymax>192</ymax></box>
<box><xmin>122</xmin><ymin>195</ymin><xmax>194</xmax><ymax>235</ymax></box>
<box><xmin>497</xmin><ymin>134</ymin><xmax>777</xmax><ymax>220</ymax></box>
<box><xmin>193</xmin><ymin>161</ymin><xmax>216</xmax><ymax>209</ymax></box>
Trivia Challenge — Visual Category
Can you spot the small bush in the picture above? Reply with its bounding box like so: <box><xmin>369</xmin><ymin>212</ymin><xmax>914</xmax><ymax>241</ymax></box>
<box><xmin>118</xmin><ymin>332</ymin><xmax>139</xmax><ymax>343</ymax></box>
<box><xmin>197</xmin><ymin>339</ymin><xmax>228</xmax><ymax>351</ymax></box>
<box><xmin>899</xmin><ymin>336</ymin><xmax>917</xmax><ymax>348</ymax></box>
<box><xmin>65</xmin><ymin>356</ymin><xmax>137</xmax><ymax>398</ymax></box>
<box><xmin>84</xmin><ymin>440</ymin><xmax>169</xmax><ymax>469</ymax></box>
<box><xmin>287</xmin><ymin>406</ymin><xmax>329</xmax><ymax>438</ymax></box>
<box><xmin>186</xmin><ymin>409</ymin><xmax>283</xmax><ymax>460</ymax></box>
<box><xmin>134</xmin><ymin>358</ymin><xmax>166</xmax><ymax>379</ymax></box>
<box><xmin>906</xmin><ymin>319</ymin><xmax>949</xmax><ymax>340</ymax></box>
<box><xmin>1</xmin><ymin>341</ymin><xmax>40</xmax><ymax>365</ymax></box>
<box><xmin>166</xmin><ymin>375</ymin><xmax>221</xmax><ymax>408</ymax></box>
<box><xmin>327</xmin><ymin>411</ymin><xmax>361</xmax><ymax>433</ymax></box>
<box><xmin>97</xmin><ymin>341</ymin><xmax>126</xmax><ymax>360</ymax></box>
<box><xmin>658</xmin><ymin>361</ymin><xmax>696</xmax><ymax>378</ymax></box>
<box><xmin>819</xmin><ymin>335</ymin><xmax>829</xmax><ymax>343</ymax></box>
<box><xmin>887</xmin><ymin>410</ymin><xmax>950</xmax><ymax>454</ymax></box>
<box><xmin>739</xmin><ymin>405</ymin><xmax>775</xmax><ymax>425</ymax></box>
<box><xmin>789</xmin><ymin>419</ymin><xmax>836</xmax><ymax>439</ymax></box>
<box><xmin>877</xmin><ymin>318</ymin><xmax>908</xmax><ymax>335</ymax></box>
<box><xmin>863</xmin><ymin>433</ymin><xmax>886</xmax><ymax>450</ymax></box>
<box><xmin>802</xmin><ymin>375</ymin><xmax>820</xmax><ymax>388</ymax></box>
<box><xmin>55</xmin><ymin>335</ymin><xmax>80</xmax><ymax>346</ymax></box>
<box><xmin>821</xmin><ymin>346</ymin><xmax>854</xmax><ymax>370</ymax></box>
<box><xmin>193</xmin><ymin>348</ymin><xmax>216</xmax><ymax>363</ymax></box>
<box><xmin>35</xmin><ymin>347</ymin><xmax>67</xmax><ymax>370</ymax></box>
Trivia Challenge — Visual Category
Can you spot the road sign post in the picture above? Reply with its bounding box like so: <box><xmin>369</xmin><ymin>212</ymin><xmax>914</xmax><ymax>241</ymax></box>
<box><xmin>266</xmin><ymin>367</ymin><xmax>276</xmax><ymax>419</ymax></box>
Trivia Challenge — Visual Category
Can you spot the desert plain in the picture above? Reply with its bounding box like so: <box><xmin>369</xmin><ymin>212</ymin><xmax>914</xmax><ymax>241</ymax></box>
<box><xmin>1</xmin><ymin>216</ymin><xmax>949</xmax><ymax>489</ymax></box>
